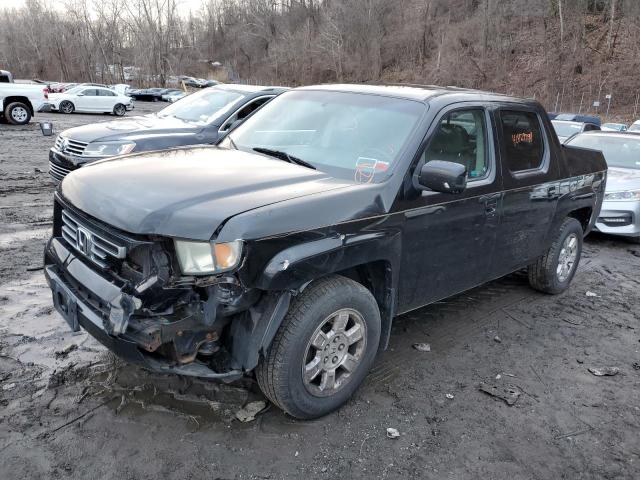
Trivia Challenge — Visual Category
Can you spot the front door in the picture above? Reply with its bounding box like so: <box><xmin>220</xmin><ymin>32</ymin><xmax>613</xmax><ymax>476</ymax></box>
<box><xmin>397</xmin><ymin>105</ymin><xmax>503</xmax><ymax>313</ymax></box>
<box><xmin>76</xmin><ymin>88</ymin><xmax>98</xmax><ymax>112</ymax></box>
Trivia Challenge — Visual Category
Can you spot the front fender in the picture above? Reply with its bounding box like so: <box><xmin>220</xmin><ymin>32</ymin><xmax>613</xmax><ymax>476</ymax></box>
<box><xmin>255</xmin><ymin>230</ymin><xmax>402</xmax><ymax>292</ymax></box>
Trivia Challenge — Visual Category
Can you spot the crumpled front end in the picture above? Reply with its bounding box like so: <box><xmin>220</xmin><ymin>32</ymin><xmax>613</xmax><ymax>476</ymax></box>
<box><xmin>44</xmin><ymin>193</ymin><xmax>288</xmax><ymax>380</ymax></box>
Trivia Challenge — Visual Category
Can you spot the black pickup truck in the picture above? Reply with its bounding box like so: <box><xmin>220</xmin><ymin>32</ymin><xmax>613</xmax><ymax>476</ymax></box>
<box><xmin>44</xmin><ymin>85</ymin><xmax>606</xmax><ymax>419</ymax></box>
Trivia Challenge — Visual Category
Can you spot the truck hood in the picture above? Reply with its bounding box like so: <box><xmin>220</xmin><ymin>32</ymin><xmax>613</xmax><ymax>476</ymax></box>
<box><xmin>61</xmin><ymin>146</ymin><xmax>354</xmax><ymax>240</ymax></box>
<box><xmin>58</xmin><ymin>114</ymin><xmax>203</xmax><ymax>144</ymax></box>
<box><xmin>606</xmin><ymin>167</ymin><xmax>640</xmax><ymax>192</ymax></box>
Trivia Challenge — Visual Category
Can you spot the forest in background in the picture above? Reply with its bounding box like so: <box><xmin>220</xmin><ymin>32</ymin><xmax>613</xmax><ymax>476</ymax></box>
<box><xmin>1</xmin><ymin>0</ymin><xmax>639</xmax><ymax>119</ymax></box>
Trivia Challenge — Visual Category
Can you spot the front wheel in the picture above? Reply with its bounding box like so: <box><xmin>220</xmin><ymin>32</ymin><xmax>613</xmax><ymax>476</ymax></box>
<box><xmin>256</xmin><ymin>275</ymin><xmax>381</xmax><ymax>419</ymax></box>
<box><xmin>4</xmin><ymin>102</ymin><xmax>31</xmax><ymax>125</ymax></box>
<box><xmin>59</xmin><ymin>101</ymin><xmax>74</xmax><ymax>114</ymax></box>
<box><xmin>528</xmin><ymin>217</ymin><xmax>583</xmax><ymax>294</ymax></box>
<box><xmin>113</xmin><ymin>103</ymin><xmax>126</xmax><ymax>116</ymax></box>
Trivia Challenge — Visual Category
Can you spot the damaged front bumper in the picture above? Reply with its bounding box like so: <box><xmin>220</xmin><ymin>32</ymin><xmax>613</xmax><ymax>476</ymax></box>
<box><xmin>44</xmin><ymin>239</ymin><xmax>244</xmax><ymax>381</ymax></box>
<box><xmin>44</xmin><ymin>195</ymin><xmax>293</xmax><ymax>381</ymax></box>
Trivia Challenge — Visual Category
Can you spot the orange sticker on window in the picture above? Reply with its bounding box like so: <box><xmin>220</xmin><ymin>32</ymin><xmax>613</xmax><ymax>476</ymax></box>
<box><xmin>512</xmin><ymin>132</ymin><xmax>533</xmax><ymax>145</ymax></box>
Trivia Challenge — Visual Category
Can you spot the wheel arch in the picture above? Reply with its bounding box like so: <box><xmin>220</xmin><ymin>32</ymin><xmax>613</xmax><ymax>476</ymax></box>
<box><xmin>3</xmin><ymin>96</ymin><xmax>33</xmax><ymax>115</ymax></box>
<box><xmin>567</xmin><ymin>206</ymin><xmax>593</xmax><ymax>233</ymax></box>
<box><xmin>254</xmin><ymin>232</ymin><xmax>401</xmax><ymax>352</ymax></box>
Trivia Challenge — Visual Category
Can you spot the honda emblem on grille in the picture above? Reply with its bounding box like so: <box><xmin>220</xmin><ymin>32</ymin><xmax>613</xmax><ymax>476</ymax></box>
<box><xmin>76</xmin><ymin>227</ymin><xmax>92</xmax><ymax>257</ymax></box>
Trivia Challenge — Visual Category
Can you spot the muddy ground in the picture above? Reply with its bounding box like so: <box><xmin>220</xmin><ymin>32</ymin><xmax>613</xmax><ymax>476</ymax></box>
<box><xmin>1</xmin><ymin>104</ymin><xmax>639</xmax><ymax>480</ymax></box>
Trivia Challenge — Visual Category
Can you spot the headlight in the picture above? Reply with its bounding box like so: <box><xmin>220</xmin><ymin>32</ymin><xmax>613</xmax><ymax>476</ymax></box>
<box><xmin>83</xmin><ymin>141</ymin><xmax>136</xmax><ymax>157</ymax></box>
<box><xmin>604</xmin><ymin>190</ymin><xmax>640</xmax><ymax>201</ymax></box>
<box><xmin>174</xmin><ymin>240</ymin><xmax>243</xmax><ymax>275</ymax></box>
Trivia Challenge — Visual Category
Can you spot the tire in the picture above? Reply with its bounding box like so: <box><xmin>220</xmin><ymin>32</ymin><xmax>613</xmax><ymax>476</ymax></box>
<box><xmin>59</xmin><ymin>101</ymin><xmax>75</xmax><ymax>114</ymax></box>
<box><xmin>4</xmin><ymin>102</ymin><xmax>31</xmax><ymax>125</ymax></box>
<box><xmin>528</xmin><ymin>217</ymin><xmax>583</xmax><ymax>294</ymax></box>
<box><xmin>113</xmin><ymin>103</ymin><xmax>126</xmax><ymax>116</ymax></box>
<box><xmin>256</xmin><ymin>275</ymin><xmax>381</xmax><ymax>419</ymax></box>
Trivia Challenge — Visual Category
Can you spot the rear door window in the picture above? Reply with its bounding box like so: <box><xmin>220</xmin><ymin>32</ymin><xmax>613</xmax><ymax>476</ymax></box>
<box><xmin>499</xmin><ymin>110</ymin><xmax>545</xmax><ymax>172</ymax></box>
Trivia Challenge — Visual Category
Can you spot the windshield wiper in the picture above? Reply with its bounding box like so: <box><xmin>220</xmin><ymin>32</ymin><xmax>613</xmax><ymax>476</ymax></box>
<box><xmin>253</xmin><ymin>147</ymin><xmax>316</xmax><ymax>170</ymax></box>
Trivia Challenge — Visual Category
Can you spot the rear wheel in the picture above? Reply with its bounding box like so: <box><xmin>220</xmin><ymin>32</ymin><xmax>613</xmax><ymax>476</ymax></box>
<box><xmin>528</xmin><ymin>217</ymin><xmax>583</xmax><ymax>294</ymax></box>
<box><xmin>113</xmin><ymin>103</ymin><xmax>126</xmax><ymax>116</ymax></box>
<box><xmin>59</xmin><ymin>101</ymin><xmax>74</xmax><ymax>114</ymax></box>
<box><xmin>4</xmin><ymin>102</ymin><xmax>31</xmax><ymax>125</ymax></box>
<box><xmin>256</xmin><ymin>275</ymin><xmax>381</xmax><ymax>419</ymax></box>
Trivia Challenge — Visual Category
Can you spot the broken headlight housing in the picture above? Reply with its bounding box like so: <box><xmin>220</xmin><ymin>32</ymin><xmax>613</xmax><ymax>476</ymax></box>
<box><xmin>174</xmin><ymin>240</ymin><xmax>243</xmax><ymax>275</ymax></box>
<box><xmin>604</xmin><ymin>189</ymin><xmax>640</xmax><ymax>201</ymax></box>
<box><xmin>83</xmin><ymin>141</ymin><xmax>136</xmax><ymax>157</ymax></box>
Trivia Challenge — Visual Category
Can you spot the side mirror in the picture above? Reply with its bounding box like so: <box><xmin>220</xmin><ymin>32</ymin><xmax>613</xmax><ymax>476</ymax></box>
<box><xmin>418</xmin><ymin>160</ymin><xmax>467</xmax><ymax>194</ymax></box>
<box><xmin>77</xmin><ymin>93</ymin><xmax>84</xmax><ymax>96</ymax></box>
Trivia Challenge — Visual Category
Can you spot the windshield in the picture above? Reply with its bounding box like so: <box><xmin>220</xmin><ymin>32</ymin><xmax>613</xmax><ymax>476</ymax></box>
<box><xmin>567</xmin><ymin>135</ymin><xmax>640</xmax><ymax>169</ymax></box>
<box><xmin>552</xmin><ymin>120</ymin><xmax>582</xmax><ymax>138</ymax></box>
<box><xmin>158</xmin><ymin>88</ymin><xmax>244</xmax><ymax>124</ymax></box>
<box><xmin>226</xmin><ymin>90</ymin><xmax>425</xmax><ymax>182</ymax></box>
<box><xmin>629</xmin><ymin>123</ymin><xmax>640</xmax><ymax>132</ymax></box>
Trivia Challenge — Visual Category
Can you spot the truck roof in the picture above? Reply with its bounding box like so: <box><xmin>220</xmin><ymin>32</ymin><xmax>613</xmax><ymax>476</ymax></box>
<box><xmin>297</xmin><ymin>83</ymin><xmax>537</xmax><ymax>105</ymax></box>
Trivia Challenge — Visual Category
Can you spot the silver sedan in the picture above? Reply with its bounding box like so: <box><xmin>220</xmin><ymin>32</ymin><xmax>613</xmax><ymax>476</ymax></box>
<box><xmin>566</xmin><ymin>132</ymin><xmax>640</xmax><ymax>243</ymax></box>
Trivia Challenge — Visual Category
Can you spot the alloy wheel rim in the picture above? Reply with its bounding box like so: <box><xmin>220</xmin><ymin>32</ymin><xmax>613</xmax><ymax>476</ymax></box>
<box><xmin>115</xmin><ymin>105</ymin><xmax>124</xmax><ymax>115</ymax></box>
<box><xmin>62</xmin><ymin>103</ymin><xmax>72</xmax><ymax>113</ymax></box>
<box><xmin>12</xmin><ymin>106</ymin><xmax>28</xmax><ymax>122</ymax></box>
<box><xmin>557</xmin><ymin>233</ymin><xmax>578</xmax><ymax>282</ymax></box>
<box><xmin>302</xmin><ymin>308</ymin><xmax>367</xmax><ymax>397</ymax></box>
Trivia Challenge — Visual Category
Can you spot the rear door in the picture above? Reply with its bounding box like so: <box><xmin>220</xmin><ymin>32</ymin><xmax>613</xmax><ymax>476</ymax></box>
<box><xmin>97</xmin><ymin>88</ymin><xmax>117</xmax><ymax>111</ymax></box>
<box><xmin>396</xmin><ymin>104</ymin><xmax>503</xmax><ymax>313</ymax></box>
<box><xmin>491</xmin><ymin>106</ymin><xmax>560</xmax><ymax>276</ymax></box>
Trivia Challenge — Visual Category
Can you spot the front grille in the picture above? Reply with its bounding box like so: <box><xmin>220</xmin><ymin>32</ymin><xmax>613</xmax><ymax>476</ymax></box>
<box><xmin>61</xmin><ymin>209</ymin><xmax>127</xmax><ymax>268</ymax></box>
<box><xmin>55</xmin><ymin>136</ymin><xmax>88</xmax><ymax>156</ymax></box>
<box><xmin>49</xmin><ymin>160</ymin><xmax>73</xmax><ymax>182</ymax></box>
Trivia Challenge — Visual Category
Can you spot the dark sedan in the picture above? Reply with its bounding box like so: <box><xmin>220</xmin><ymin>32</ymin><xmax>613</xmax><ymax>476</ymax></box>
<box><xmin>49</xmin><ymin>84</ymin><xmax>288</xmax><ymax>181</ymax></box>
<box><xmin>130</xmin><ymin>88</ymin><xmax>182</xmax><ymax>102</ymax></box>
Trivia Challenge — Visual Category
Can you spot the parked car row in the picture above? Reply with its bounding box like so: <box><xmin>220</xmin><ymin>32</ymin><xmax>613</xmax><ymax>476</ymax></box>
<box><xmin>44</xmin><ymin>83</ymin><xmax>610</xmax><ymax>419</ymax></box>
<box><xmin>549</xmin><ymin>112</ymin><xmax>640</xmax><ymax>143</ymax></box>
<box><xmin>180</xmin><ymin>76</ymin><xmax>219</xmax><ymax>88</ymax></box>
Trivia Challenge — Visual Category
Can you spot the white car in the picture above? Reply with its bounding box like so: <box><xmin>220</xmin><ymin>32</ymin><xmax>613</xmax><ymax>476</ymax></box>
<box><xmin>629</xmin><ymin>120</ymin><xmax>640</xmax><ymax>133</ymax></box>
<box><xmin>50</xmin><ymin>86</ymin><xmax>134</xmax><ymax>116</ymax></box>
